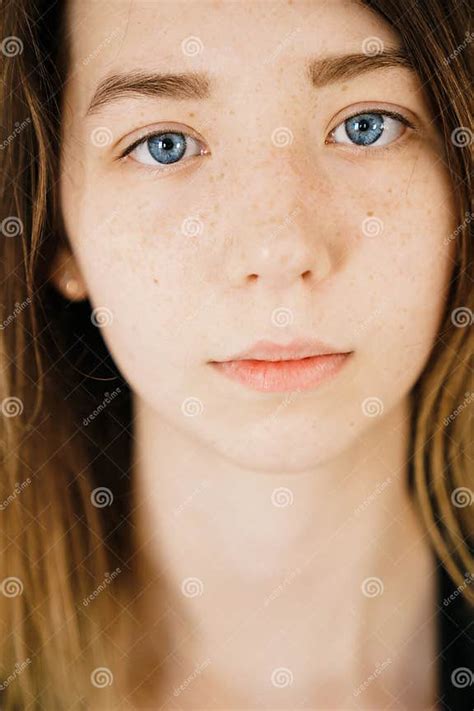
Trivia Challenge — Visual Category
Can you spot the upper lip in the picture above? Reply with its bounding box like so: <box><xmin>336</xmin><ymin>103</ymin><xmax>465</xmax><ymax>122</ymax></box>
<box><xmin>215</xmin><ymin>338</ymin><xmax>351</xmax><ymax>362</ymax></box>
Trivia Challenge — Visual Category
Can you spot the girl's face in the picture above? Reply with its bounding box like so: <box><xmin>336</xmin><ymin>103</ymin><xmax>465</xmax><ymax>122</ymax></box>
<box><xmin>54</xmin><ymin>0</ymin><xmax>456</xmax><ymax>471</ymax></box>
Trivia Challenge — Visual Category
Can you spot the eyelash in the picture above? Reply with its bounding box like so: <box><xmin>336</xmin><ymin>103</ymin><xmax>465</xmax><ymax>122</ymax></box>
<box><xmin>117</xmin><ymin>107</ymin><xmax>416</xmax><ymax>172</ymax></box>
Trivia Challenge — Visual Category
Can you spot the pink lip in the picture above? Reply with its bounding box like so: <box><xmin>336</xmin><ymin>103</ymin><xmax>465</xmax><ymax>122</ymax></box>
<box><xmin>210</xmin><ymin>339</ymin><xmax>353</xmax><ymax>392</ymax></box>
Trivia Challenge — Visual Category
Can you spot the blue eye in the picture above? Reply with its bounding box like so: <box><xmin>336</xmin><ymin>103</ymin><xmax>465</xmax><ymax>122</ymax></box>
<box><xmin>124</xmin><ymin>130</ymin><xmax>206</xmax><ymax>168</ymax></box>
<box><xmin>148</xmin><ymin>132</ymin><xmax>187</xmax><ymax>164</ymax></box>
<box><xmin>330</xmin><ymin>111</ymin><xmax>409</xmax><ymax>148</ymax></box>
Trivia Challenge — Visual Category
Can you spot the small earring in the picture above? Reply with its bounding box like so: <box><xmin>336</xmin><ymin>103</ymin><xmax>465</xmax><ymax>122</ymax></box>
<box><xmin>60</xmin><ymin>272</ymin><xmax>83</xmax><ymax>299</ymax></box>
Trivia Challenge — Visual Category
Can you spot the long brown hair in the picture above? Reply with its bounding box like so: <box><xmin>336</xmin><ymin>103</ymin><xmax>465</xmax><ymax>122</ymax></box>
<box><xmin>1</xmin><ymin>0</ymin><xmax>472</xmax><ymax>708</ymax></box>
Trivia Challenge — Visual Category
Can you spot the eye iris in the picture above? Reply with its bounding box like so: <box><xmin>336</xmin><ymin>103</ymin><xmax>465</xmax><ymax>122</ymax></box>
<box><xmin>147</xmin><ymin>132</ymin><xmax>186</xmax><ymax>164</ymax></box>
<box><xmin>345</xmin><ymin>113</ymin><xmax>384</xmax><ymax>146</ymax></box>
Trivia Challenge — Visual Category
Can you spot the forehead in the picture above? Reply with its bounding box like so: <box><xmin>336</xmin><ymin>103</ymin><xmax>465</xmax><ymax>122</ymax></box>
<box><xmin>64</xmin><ymin>0</ymin><xmax>401</xmax><ymax>86</ymax></box>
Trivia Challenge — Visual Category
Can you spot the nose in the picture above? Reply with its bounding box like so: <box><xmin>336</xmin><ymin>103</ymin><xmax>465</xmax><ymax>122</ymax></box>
<box><xmin>225</xmin><ymin>155</ymin><xmax>333</xmax><ymax>290</ymax></box>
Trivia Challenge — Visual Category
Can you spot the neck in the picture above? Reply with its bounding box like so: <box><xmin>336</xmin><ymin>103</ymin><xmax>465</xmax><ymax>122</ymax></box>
<box><xmin>128</xmin><ymin>394</ymin><xmax>437</xmax><ymax>708</ymax></box>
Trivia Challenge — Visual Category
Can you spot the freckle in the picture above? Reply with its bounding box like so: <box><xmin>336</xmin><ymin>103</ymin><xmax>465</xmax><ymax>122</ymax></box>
<box><xmin>367</xmin><ymin>210</ymin><xmax>374</xmax><ymax>216</ymax></box>
<box><xmin>153</xmin><ymin>277</ymin><xmax>159</xmax><ymax>284</ymax></box>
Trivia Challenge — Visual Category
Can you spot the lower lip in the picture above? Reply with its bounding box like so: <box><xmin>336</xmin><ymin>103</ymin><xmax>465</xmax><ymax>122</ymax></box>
<box><xmin>210</xmin><ymin>352</ymin><xmax>352</xmax><ymax>392</ymax></box>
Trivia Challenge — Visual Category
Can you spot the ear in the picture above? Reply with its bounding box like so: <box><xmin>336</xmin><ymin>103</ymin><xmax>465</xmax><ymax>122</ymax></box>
<box><xmin>48</xmin><ymin>245</ymin><xmax>88</xmax><ymax>302</ymax></box>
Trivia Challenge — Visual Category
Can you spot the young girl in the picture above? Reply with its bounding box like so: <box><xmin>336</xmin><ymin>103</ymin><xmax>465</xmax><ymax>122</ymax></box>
<box><xmin>0</xmin><ymin>0</ymin><xmax>472</xmax><ymax>708</ymax></box>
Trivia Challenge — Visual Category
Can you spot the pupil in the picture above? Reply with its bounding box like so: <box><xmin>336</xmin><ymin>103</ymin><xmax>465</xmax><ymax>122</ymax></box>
<box><xmin>359</xmin><ymin>119</ymin><xmax>370</xmax><ymax>132</ymax></box>
<box><xmin>162</xmin><ymin>137</ymin><xmax>173</xmax><ymax>151</ymax></box>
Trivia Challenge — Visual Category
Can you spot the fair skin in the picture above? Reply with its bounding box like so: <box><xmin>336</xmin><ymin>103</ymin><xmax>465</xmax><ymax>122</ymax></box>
<box><xmin>51</xmin><ymin>0</ymin><xmax>457</xmax><ymax>708</ymax></box>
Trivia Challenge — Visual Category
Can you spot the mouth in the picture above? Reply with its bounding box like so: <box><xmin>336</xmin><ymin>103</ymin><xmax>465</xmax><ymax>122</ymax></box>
<box><xmin>209</xmin><ymin>340</ymin><xmax>354</xmax><ymax>392</ymax></box>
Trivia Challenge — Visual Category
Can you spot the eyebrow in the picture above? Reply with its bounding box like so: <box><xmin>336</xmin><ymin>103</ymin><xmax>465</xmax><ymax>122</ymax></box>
<box><xmin>85</xmin><ymin>49</ymin><xmax>415</xmax><ymax>116</ymax></box>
